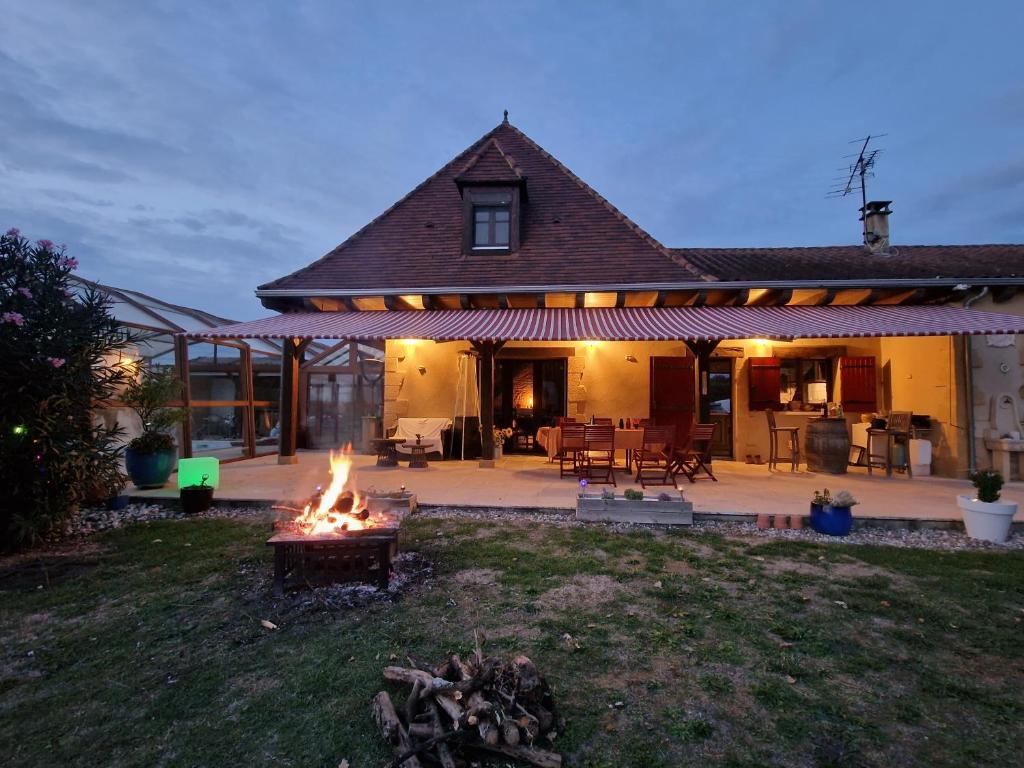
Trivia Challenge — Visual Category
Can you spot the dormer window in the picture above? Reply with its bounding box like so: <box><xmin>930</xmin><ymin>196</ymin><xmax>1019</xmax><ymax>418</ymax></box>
<box><xmin>473</xmin><ymin>202</ymin><xmax>511</xmax><ymax>249</ymax></box>
<box><xmin>455</xmin><ymin>138</ymin><xmax>527</xmax><ymax>256</ymax></box>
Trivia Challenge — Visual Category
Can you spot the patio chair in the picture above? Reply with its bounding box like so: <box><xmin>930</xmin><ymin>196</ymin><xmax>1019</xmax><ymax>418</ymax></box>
<box><xmin>673</xmin><ymin>423</ymin><xmax>718</xmax><ymax>483</ymax></box>
<box><xmin>557</xmin><ymin>416</ymin><xmax>578</xmax><ymax>427</ymax></box>
<box><xmin>592</xmin><ymin>417</ymin><xmax>614</xmax><ymax>425</ymax></box>
<box><xmin>580</xmin><ymin>424</ymin><xmax>617</xmax><ymax>485</ymax></box>
<box><xmin>634</xmin><ymin>425</ymin><xmax>676</xmax><ymax>488</ymax></box>
<box><xmin>766</xmin><ymin>410</ymin><xmax>800</xmax><ymax>472</ymax></box>
<box><xmin>867</xmin><ymin>411</ymin><xmax>913</xmax><ymax>478</ymax></box>
<box><xmin>558</xmin><ymin>423</ymin><xmax>587</xmax><ymax>478</ymax></box>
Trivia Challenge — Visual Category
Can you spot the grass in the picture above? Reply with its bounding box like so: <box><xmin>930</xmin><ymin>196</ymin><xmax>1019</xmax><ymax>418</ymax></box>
<box><xmin>1</xmin><ymin>514</ymin><xmax>1023</xmax><ymax>767</ymax></box>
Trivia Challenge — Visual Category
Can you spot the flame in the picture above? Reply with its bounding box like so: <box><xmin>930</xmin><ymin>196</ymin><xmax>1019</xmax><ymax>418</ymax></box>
<box><xmin>293</xmin><ymin>445</ymin><xmax>368</xmax><ymax>535</ymax></box>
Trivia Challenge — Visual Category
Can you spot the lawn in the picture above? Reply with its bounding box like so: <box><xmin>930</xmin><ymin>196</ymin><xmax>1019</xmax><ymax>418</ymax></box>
<box><xmin>2</xmin><ymin>513</ymin><xmax>1023</xmax><ymax>768</ymax></box>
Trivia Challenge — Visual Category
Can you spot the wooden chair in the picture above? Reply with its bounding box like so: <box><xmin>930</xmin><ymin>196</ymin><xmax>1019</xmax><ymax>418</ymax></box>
<box><xmin>558</xmin><ymin>423</ymin><xmax>586</xmax><ymax>478</ymax></box>
<box><xmin>634</xmin><ymin>425</ymin><xmax>676</xmax><ymax>488</ymax></box>
<box><xmin>557</xmin><ymin>416</ymin><xmax>578</xmax><ymax>427</ymax></box>
<box><xmin>868</xmin><ymin>411</ymin><xmax>913</xmax><ymax>478</ymax></box>
<box><xmin>673</xmin><ymin>423</ymin><xmax>718</xmax><ymax>483</ymax></box>
<box><xmin>581</xmin><ymin>424</ymin><xmax>616</xmax><ymax>485</ymax></box>
<box><xmin>592</xmin><ymin>417</ymin><xmax>614</xmax><ymax>425</ymax></box>
<box><xmin>766</xmin><ymin>410</ymin><xmax>800</xmax><ymax>471</ymax></box>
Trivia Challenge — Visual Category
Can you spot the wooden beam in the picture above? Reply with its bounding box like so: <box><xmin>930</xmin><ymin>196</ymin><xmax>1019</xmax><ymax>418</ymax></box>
<box><xmin>690</xmin><ymin>290</ymin><xmax>708</xmax><ymax>307</ymax></box>
<box><xmin>242</xmin><ymin>344</ymin><xmax>256</xmax><ymax>459</ymax></box>
<box><xmin>816</xmin><ymin>288</ymin><xmax>837</xmax><ymax>306</ymax></box>
<box><xmin>174</xmin><ymin>335</ymin><xmax>193</xmax><ymax>460</ymax></box>
<box><xmin>684</xmin><ymin>339</ymin><xmax>720</xmax><ymax>425</ymax></box>
<box><xmin>459</xmin><ymin>294</ymin><xmax>472</xmax><ymax>310</ymax></box>
<box><xmin>731</xmin><ymin>289</ymin><xmax>750</xmax><ymax>306</ymax></box>
<box><xmin>614</xmin><ymin>291</ymin><xmax>626</xmax><ymax>308</ymax></box>
<box><xmin>497</xmin><ymin>294</ymin><xmax>509</xmax><ymax>309</ymax></box>
<box><xmin>278</xmin><ymin>338</ymin><xmax>310</xmax><ymax>464</ymax></box>
<box><xmin>574</xmin><ymin>292</ymin><xmax>585</xmax><ymax>309</ymax></box>
<box><xmin>478</xmin><ymin>341</ymin><xmax>496</xmax><ymax>467</ymax></box>
<box><xmin>993</xmin><ymin>286</ymin><xmax>1018</xmax><ymax>304</ymax></box>
<box><xmin>654</xmin><ymin>291</ymin><xmax>667</xmax><ymax>308</ymax></box>
<box><xmin>856</xmin><ymin>288</ymin><xmax>882</xmax><ymax>306</ymax></box>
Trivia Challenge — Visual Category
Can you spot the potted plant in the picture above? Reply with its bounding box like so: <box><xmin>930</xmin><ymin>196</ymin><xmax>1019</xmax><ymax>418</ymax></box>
<box><xmin>122</xmin><ymin>366</ymin><xmax>186</xmax><ymax>489</ymax></box>
<box><xmin>958</xmin><ymin>470</ymin><xmax>1018</xmax><ymax>543</ymax></box>
<box><xmin>809</xmin><ymin>488</ymin><xmax>858</xmax><ymax>536</ymax></box>
<box><xmin>180</xmin><ymin>474</ymin><xmax>214</xmax><ymax>515</ymax></box>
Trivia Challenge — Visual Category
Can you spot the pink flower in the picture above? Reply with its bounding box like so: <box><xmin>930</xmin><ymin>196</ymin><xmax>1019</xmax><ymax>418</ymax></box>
<box><xmin>5</xmin><ymin>228</ymin><xmax>19</xmax><ymax>237</ymax></box>
<box><xmin>36</xmin><ymin>239</ymin><xmax>54</xmax><ymax>251</ymax></box>
<box><xmin>17</xmin><ymin>287</ymin><xmax>33</xmax><ymax>299</ymax></box>
<box><xmin>47</xmin><ymin>357</ymin><xmax>66</xmax><ymax>368</ymax></box>
<box><xmin>59</xmin><ymin>256</ymin><xmax>79</xmax><ymax>270</ymax></box>
<box><xmin>2</xmin><ymin>311</ymin><xmax>25</xmax><ymax>326</ymax></box>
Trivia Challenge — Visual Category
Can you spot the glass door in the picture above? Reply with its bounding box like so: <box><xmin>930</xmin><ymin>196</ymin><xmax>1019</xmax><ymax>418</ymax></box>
<box><xmin>708</xmin><ymin>358</ymin><xmax>734</xmax><ymax>458</ymax></box>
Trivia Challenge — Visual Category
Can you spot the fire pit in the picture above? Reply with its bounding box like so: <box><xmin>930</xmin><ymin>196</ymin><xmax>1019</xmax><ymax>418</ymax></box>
<box><xmin>268</xmin><ymin>447</ymin><xmax>402</xmax><ymax>596</ymax></box>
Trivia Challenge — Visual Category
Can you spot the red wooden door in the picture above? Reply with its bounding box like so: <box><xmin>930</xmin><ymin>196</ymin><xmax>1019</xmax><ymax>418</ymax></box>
<box><xmin>650</xmin><ymin>356</ymin><xmax>696</xmax><ymax>447</ymax></box>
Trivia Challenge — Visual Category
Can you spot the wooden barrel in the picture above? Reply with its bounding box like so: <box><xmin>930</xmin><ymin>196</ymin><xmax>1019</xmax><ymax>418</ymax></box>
<box><xmin>805</xmin><ymin>418</ymin><xmax>850</xmax><ymax>474</ymax></box>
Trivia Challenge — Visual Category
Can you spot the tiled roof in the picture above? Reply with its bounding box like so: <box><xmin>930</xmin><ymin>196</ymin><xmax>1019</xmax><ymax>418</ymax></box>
<box><xmin>455</xmin><ymin>139</ymin><xmax>523</xmax><ymax>185</ymax></box>
<box><xmin>259</xmin><ymin>121</ymin><xmax>710</xmax><ymax>295</ymax></box>
<box><xmin>671</xmin><ymin>245</ymin><xmax>1024</xmax><ymax>282</ymax></box>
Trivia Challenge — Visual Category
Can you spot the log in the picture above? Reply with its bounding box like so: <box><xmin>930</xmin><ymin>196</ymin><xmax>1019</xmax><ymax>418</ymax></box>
<box><xmin>405</xmin><ymin>679</ymin><xmax>423</xmax><ymax>727</ymax></box>
<box><xmin>433</xmin><ymin>692</ymin><xmax>465</xmax><ymax>725</ymax></box>
<box><xmin>428</xmin><ymin>701</ymin><xmax>458</xmax><ymax>768</ymax></box>
<box><xmin>384</xmin><ymin>666</ymin><xmax>434</xmax><ymax>687</ymax></box>
<box><xmin>501</xmin><ymin>719</ymin><xmax>521</xmax><ymax>746</ymax></box>
<box><xmin>371</xmin><ymin>692</ymin><xmax>424</xmax><ymax>768</ymax></box>
<box><xmin>478</xmin><ymin>719</ymin><xmax>499</xmax><ymax>746</ymax></box>
<box><xmin>471</xmin><ymin>741</ymin><xmax>562</xmax><ymax>768</ymax></box>
<box><xmin>512</xmin><ymin>655</ymin><xmax>541</xmax><ymax>699</ymax></box>
<box><xmin>408</xmin><ymin>723</ymin><xmax>433</xmax><ymax>739</ymax></box>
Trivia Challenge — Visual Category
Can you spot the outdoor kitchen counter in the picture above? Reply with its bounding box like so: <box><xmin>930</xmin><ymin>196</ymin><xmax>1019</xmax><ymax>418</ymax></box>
<box><xmin>536</xmin><ymin>426</ymin><xmax>645</xmax><ymax>461</ymax></box>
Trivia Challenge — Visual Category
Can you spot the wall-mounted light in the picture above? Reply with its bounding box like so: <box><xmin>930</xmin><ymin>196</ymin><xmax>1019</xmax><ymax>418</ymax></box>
<box><xmin>624</xmin><ymin>354</ymin><xmax>638</xmax><ymax>363</ymax></box>
<box><xmin>417</xmin><ymin>365</ymin><xmax>427</xmax><ymax>375</ymax></box>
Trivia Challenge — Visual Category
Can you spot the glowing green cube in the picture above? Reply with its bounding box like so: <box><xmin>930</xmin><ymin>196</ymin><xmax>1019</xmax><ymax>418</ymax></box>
<box><xmin>177</xmin><ymin>457</ymin><xmax>220</xmax><ymax>489</ymax></box>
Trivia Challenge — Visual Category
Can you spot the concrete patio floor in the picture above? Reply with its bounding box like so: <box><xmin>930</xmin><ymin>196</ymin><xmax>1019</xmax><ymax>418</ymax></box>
<box><xmin>131</xmin><ymin>450</ymin><xmax>1024</xmax><ymax>524</ymax></box>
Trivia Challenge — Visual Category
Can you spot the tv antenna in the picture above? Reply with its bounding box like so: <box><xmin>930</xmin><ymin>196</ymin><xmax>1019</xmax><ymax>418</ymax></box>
<box><xmin>827</xmin><ymin>134</ymin><xmax>887</xmax><ymax>209</ymax></box>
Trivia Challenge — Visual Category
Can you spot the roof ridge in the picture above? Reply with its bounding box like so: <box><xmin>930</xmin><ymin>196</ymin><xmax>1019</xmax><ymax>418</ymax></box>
<box><xmin>456</xmin><ymin>137</ymin><xmax>523</xmax><ymax>179</ymax></box>
<box><xmin>501</xmin><ymin>122</ymin><xmax>715</xmax><ymax>282</ymax></box>
<box><xmin>257</xmin><ymin>123</ymin><xmax>508</xmax><ymax>291</ymax></box>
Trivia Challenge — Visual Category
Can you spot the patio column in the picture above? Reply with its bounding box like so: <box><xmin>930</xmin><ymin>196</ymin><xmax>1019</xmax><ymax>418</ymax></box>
<box><xmin>278</xmin><ymin>338</ymin><xmax>310</xmax><ymax>465</ymax></box>
<box><xmin>685</xmin><ymin>339</ymin><xmax>720</xmax><ymax>424</ymax></box>
<box><xmin>477</xmin><ymin>340</ymin><xmax>496</xmax><ymax>468</ymax></box>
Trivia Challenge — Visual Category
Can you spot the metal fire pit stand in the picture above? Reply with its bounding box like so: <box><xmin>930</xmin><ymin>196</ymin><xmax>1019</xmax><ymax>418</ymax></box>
<box><xmin>267</xmin><ymin>530</ymin><xmax>398</xmax><ymax>596</ymax></box>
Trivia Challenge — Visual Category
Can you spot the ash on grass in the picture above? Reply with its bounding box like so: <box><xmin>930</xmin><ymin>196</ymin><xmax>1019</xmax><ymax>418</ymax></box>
<box><xmin>241</xmin><ymin>551</ymin><xmax>435</xmax><ymax>620</ymax></box>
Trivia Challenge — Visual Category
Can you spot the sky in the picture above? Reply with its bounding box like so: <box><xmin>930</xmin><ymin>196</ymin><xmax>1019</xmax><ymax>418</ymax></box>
<box><xmin>2</xmin><ymin>1</ymin><xmax>1023</xmax><ymax>319</ymax></box>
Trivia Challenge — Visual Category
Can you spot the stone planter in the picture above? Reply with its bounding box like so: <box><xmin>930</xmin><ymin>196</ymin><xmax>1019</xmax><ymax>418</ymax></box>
<box><xmin>366</xmin><ymin>491</ymin><xmax>418</xmax><ymax>518</ymax></box>
<box><xmin>957</xmin><ymin>495</ymin><xmax>1017</xmax><ymax>543</ymax></box>
<box><xmin>577</xmin><ymin>493</ymin><xmax>693</xmax><ymax>525</ymax></box>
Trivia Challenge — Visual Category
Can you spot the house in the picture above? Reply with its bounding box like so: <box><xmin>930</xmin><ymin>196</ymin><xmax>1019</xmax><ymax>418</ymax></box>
<box><xmin>192</xmin><ymin>116</ymin><xmax>1024</xmax><ymax>479</ymax></box>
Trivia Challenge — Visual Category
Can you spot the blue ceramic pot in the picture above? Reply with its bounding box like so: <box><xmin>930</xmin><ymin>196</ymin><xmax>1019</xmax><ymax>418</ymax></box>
<box><xmin>125</xmin><ymin>447</ymin><xmax>176</xmax><ymax>489</ymax></box>
<box><xmin>809</xmin><ymin>502</ymin><xmax>853</xmax><ymax>536</ymax></box>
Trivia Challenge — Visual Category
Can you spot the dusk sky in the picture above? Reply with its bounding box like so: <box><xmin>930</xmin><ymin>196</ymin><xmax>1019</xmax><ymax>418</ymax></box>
<box><xmin>2</xmin><ymin>1</ymin><xmax>1023</xmax><ymax>319</ymax></box>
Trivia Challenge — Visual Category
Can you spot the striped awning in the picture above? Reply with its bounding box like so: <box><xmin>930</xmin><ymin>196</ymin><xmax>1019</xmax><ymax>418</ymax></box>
<box><xmin>184</xmin><ymin>305</ymin><xmax>1024</xmax><ymax>342</ymax></box>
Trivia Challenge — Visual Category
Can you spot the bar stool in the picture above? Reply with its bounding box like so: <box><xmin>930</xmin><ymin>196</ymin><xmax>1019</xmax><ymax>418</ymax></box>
<box><xmin>867</xmin><ymin>411</ymin><xmax>913</xmax><ymax>478</ymax></box>
<box><xmin>766</xmin><ymin>410</ymin><xmax>800</xmax><ymax>471</ymax></box>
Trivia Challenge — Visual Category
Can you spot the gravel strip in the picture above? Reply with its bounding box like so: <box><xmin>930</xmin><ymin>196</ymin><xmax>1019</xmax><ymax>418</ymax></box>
<box><xmin>62</xmin><ymin>502</ymin><xmax>1023</xmax><ymax>552</ymax></box>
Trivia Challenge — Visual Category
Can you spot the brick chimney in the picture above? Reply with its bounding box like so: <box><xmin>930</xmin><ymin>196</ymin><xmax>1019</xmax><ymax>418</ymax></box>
<box><xmin>861</xmin><ymin>200</ymin><xmax>891</xmax><ymax>254</ymax></box>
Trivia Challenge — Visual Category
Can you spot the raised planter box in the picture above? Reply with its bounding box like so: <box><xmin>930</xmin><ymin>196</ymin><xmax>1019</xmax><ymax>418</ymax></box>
<box><xmin>576</xmin><ymin>494</ymin><xmax>693</xmax><ymax>525</ymax></box>
<box><xmin>366</xmin><ymin>491</ymin><xmax>418</xmax><ymax>518</ymax></box>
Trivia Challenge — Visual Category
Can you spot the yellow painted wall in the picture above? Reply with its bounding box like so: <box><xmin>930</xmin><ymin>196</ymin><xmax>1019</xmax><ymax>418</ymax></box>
<box><xmin>384</xmin><ymin>334</ymin><xmax>967</xmax><ymax>476</ymax></box>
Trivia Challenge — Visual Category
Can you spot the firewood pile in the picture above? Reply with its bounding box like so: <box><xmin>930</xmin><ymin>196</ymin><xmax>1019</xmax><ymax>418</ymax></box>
<box><xmin>371</xmin><ymin>645</ymin><xmax>562</xmax><ymax>768</ymax></box>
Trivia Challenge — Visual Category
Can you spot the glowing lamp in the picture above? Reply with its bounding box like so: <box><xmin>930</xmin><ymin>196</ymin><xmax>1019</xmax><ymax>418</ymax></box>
<box><xmin>177</xmin><ymin>457</ymin><xmax>220</xmax><ymax>489</ymax></box>
<box><xmin>12</xmin><ymin>425</ymin><xmax>27</xmax><ymax>436</ymax></box>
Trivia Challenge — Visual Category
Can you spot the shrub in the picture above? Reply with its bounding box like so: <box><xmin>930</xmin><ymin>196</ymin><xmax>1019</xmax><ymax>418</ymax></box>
<box><xmin>969</xmin><ymin>469</ymin><xmax>1003</xmax><ymax>503</ymax></box>
<box><xmin>0</xmin><ymin>229</ymin><xmax>133</xmax><ymax>549</ymax></box>
<box><xmin>122</xmin><ymin>365</ymin><xmax>185</xmax><ymax>453</ymax></box>
<box><xmin>623</xmin><ymin>488</ymin><xmax>644</xmax><ymax>501</ymax></box>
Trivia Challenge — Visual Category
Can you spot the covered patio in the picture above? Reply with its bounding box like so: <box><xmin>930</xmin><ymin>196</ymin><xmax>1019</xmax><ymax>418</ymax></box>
<box><xmin>133</xmin><ymin>449</ymin><xmax>1024</xmax><ymax>524</ymax></box>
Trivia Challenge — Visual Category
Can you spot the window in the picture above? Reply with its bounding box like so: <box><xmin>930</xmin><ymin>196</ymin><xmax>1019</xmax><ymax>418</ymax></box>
<box><xmin>473</xmin><ymin>205</ymin><xmax>510</xmax><ymax>248</ymax></box>
<box><xmin>748</xmin><ymin>356</ymin><xmax>835</xmax><ymax>411</ymax></box>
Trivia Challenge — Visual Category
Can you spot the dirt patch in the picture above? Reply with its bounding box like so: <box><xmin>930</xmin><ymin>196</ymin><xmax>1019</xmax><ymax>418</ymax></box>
<box><xmin>664</xmin><ymin>559</ymin><xmax>697</xmax><ymax>575</ymax></box>
<box><xmin>0</xmin><ymin>543</ymin><xmax>107</xmax><ymax>591</ymax></box>
<box><xmin>452</xmin><ymin>568</ymin><xmax>501</xmax><ymax>587</ymax></box>
<box><xmin>536</xmin><ymin>574</ymin><xmax>623</xmax><ymax>611</ymax></box>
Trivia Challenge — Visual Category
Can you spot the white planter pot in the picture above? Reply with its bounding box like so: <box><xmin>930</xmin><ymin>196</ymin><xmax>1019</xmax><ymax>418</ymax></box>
<box><xmin>956</xmin><ymin>495</ymin><xmax>1018</xmax><ymax>543</ymax></box>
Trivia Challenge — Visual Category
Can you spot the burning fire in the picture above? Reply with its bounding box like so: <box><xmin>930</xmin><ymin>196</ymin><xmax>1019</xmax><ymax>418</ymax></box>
<box><xmin>293</xmin><ymin>446</ymin><xmax>370</xmax><ymax>535</ymax></box>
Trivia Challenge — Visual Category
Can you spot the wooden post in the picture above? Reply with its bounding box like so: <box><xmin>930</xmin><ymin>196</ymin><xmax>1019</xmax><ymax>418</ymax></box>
<box><xmin>174</xmin><ymin>334</ymin><xmax>193</xmax><ymax>459</ymax></box>
<box><xmin>478</xmin><ymin>340</ymin><xmax>496</xmax><ymax>467</ymax></box>
<box><xmin>278</xmin><ymin>338</ymin><xmax>308</xmax><ymax>465</ymax></box>
<box><xmin>685</xmin><ymin>339</ymin><xmax>720</xmax><ymax>425</ymax></box>
<box><xmin>241</xmin><ymin>343</ymin><xmax>257</xmax><ymax>459</ymax></box>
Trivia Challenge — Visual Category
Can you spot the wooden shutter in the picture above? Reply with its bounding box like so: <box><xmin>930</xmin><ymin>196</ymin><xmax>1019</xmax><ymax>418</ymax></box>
<box><xmin>748</xmin><ymin>357</ymin><xmax>781</xmax><ymax>411</ymax></box>
<box><xmin>840</xmin><ymin>356</ymin><xmax>877</xmax><ymax>412</ymax></box>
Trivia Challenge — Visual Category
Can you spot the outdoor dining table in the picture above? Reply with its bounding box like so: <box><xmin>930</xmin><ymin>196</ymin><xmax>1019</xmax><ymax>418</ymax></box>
<box><xmin>536</xmin><ymin>426</ymin><xmax>646</xmax><ymax>462</ymax></box>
